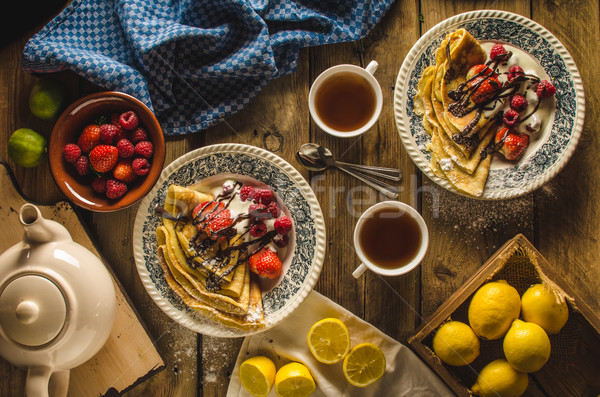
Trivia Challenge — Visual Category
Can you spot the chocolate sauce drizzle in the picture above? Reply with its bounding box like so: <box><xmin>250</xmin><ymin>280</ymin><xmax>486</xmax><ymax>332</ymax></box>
<box><xmin>445</xmin><ymin>47</ymin><xmax>541</xmax><ymax>140</ymax></box>
<box><xmin>159</xmin><ymin>182</ymin><xmax>282</xmax><ymax>292</ymax></box>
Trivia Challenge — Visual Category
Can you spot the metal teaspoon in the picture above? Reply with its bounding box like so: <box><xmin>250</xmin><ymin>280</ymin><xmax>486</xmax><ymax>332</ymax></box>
<box><xmin>296</xmin><ymin>143</ymin><xmax>401</xmax><ymax>199</ymax></box>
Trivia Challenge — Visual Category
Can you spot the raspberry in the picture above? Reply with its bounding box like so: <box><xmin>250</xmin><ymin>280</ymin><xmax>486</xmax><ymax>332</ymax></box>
<box><xmin>510</xmin><ymin>94</ymin><xmax>528</xmax><ymax>112</ymax></box>
<box><xmin>130</xmin><ymin>127</ymin><xmax>149</xmax><ymax>143</ymax></box>
<box><xmin>73</xmin><ymin>155</ymin><xmax>91</xmax><ymax>176</ymax></box>
<box><xmin>507</xmin><ymin>65</ymin><xmax>524</xmax><ymax>82</ymax></box>
<box><xmin>536</xmin><ymin>80</ymin><xmax>556</xmax><ymax>99</ymax></box>
<box><xmin>99</xmin><ymin>123</ymin><xmax>119</xmax><ymax>144</ymax></box>
<box><xmin>489</xmin><ymin>43</ymin><xmax>508</xmax><ymax>61</ymax></box>
<box><xmin>106</xmin><ymin>179</ymin><xmax>128</xmax><ymax>199</ymax></box>
<box><xmin>274</xmin><ymin>216</ymin><xmax>292</xmax><ymax>235</ymax></box>
<box><xmin>63</xmin><ymin>143</ymin><xmax>81</xmax><ymax>163</ymax></box>
<box><xmin>273</xmin><ymin>234</ymin><xmax>289</xmax><ymax>248</ymax></box>
<box><xmin>134</xmin><ymin>141</ymin><xmax>153</xmax><ymax>158</ymax></box>
<box><xmin>116</xmin><ymin>138</ymin><xmax>135</xmax><ymax>158</ymax></box>
<box><xmin>249</xmin><ymin>222</ymin><xmax>267</xmax><ymax>238</ymax></box>
<box><xmin>503</xmin><ymin>109</ymin><xmax>520</xmax><ymax>127</ymax></box>
<box><xmin>111</xmin><ymin>113</ymin><xmax>128</xmax><ymax>140</ymax></box>
<box><xmin>267</xmin><ymin>201</ymin><xmax>280</xmax><ymax>218</ymax></box>
<box><xmin>248</xmin><ymin>203</ymin><xmax>270</xmax><ymax>219</ymax></box>
<box><xmin>119</xmin><ymin>110</ymin><xmax>139</xmax><ymax>130</ymax></box>
<box><xmin>239</xmin><ymin>185</ymin><xmax>255</xmax><ymax>201</ymax></box>
<box><xmin>92</xmin><ymin>176</ymin><xmax>108</xmax><ymax>194</ymax></box>
<box><xmin>254</xmin><ymin>188</ymin><xmax>273</xmax><ymax>205</ymax></box>
<box><xmin>132</xmin><ymin>157</ymin><xmax>151</xmax><ymax>176</ymax></box>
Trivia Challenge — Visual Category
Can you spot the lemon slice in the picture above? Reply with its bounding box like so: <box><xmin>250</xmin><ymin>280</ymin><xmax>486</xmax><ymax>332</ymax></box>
<box><xmin>239</xmin><ymin>356</ymin><xmax>276</xmax><ymax>397</ymax></box>
<box><xmin>306</xmin><ymin>318</ymin><xmax>351</xmax><ymax>364</ymax></box>
<box><xmin>342</xmin><ymin>343</ymin><xmax>386</xmax><ymax>387</ymax></box>
<box><xmin>274</xmin><ymin>362</ymin><xmax>316</xmax><ymax>397</ymax></box>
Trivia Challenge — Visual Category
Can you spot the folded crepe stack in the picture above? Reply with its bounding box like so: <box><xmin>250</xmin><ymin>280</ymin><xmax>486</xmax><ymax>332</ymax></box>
<box><xmin>156</xmin><ymin>184</ymin><xmax>265</xmax><ymax>331</ymax></box>
<box><xmin>414</xmin><ymin>28</ymin><xmax>498</xmax><ymax>197</ymax></box>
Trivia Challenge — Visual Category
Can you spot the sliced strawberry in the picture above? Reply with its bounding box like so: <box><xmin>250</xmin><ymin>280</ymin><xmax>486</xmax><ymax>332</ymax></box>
<box><xmin>495</xmin><ymin>128</ymin><xmax>529</xmax><ymax>161</ymax></box>
<box><xmin>466</xmin><ymin>64</ymin><xmax>494</xmax><ymax>82</ymax></box>
<box><xmin>249</xmin><ymin>248</ymin><xmax>282</xmax><ymax>279</ymax></box>
<box><xmin>192</xmin><ymin>202</ymin><xmax>233</xmax><ymax>239</ymax></box>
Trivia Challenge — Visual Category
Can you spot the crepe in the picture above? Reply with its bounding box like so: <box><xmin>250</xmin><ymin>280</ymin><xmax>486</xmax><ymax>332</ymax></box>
<box><xmin>415</xmin><ymin>28</ymin><xmax>497</xmax><ymax>197</ymax></box>
<box><xmin>155</xmin><ymin>183</ymin><xmax>266</xmax><ymax>330</ymax></box>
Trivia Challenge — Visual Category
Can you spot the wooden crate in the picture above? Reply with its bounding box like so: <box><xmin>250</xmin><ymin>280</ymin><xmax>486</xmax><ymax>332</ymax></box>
<box><xmin>409</xmin><ymin>234</ymin><xmax>600</xmax><ymax>397</ymax></box>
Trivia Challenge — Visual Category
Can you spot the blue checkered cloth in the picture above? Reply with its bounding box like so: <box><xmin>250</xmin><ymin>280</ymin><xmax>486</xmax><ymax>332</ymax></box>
<box><xmin>21</xmin><ymin>0</ymin><xmax>395</xmax><ymax>136</ymax></box>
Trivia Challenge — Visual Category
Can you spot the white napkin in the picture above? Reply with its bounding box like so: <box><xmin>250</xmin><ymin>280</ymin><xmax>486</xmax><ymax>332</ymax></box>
<box><xmin>226</xmin><ymin>291</ymin><xmax>453</xmax><ymax>396</ymax></box>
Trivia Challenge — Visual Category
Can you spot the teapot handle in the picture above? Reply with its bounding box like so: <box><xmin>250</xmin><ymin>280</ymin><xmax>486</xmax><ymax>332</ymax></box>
<box><xmin>26</xmin><ymin>366</ymin><xmax>52</xmax><ymax>397</ymax></box>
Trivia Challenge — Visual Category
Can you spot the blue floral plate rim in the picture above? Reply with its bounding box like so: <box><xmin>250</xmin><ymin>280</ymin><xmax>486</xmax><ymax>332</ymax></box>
<box><xmin>132</xmin><ymin>143</ymin><xmax>326</xmax><ymax>337</ymax></box>
<box><xmin>394</xmin><ymin>10</ymin><xmax>585</xmax><ymax>200</ymax></box>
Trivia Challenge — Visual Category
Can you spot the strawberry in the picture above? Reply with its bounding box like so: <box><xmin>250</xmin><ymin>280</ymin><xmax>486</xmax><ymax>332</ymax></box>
<box><xmin>113</xmin><ymin>159</ymin><xmax>136</xmax><ymax>183</ymax></box>
<box><xmin>471</xmin><ymin>76</ymin><xmax>501</xmax><ymax>105</ymax></box>
<box><xmin>192</xmin><ymin>202</ymin><xmax>233</xmax><ymax>238</ymax></box>
<box><xmin>466</xmin><ymin>64</ymin><xmax>494</xmax><ymax>81</ymax></box>
<box><xmin>89</xmin><ymin>145</ymin><xmax>119</xmax><ymax>173</ymax></box>
<box><xmin>77</xmin><ymin>124</ymin><xmax>101</xmax><ymax>153</ymax></box>
<box><xmin>249</xmin><ymin>248</ymin><xmax>282</xmax><ymax>279</ymax></box>
<box><xmin>495</xmin><ymin>128</ymin><xmax>529</xmax><ymax>161</ymax></box>
<box><xmin>274</xmin><ymin>216</ymin><xmax>293</xmax><ymax>235</ymax></box>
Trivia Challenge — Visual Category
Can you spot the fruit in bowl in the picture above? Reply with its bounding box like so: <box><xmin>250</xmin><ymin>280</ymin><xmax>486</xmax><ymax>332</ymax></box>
<box><xmin>49</xmin><ymin>91</ymin><xmax>165</xmax><ymax>212</ymax></box>
<box><xmin>61</xmin><ymin>109</ymin><xmax>155</xmax><ymax>201</ymax></box>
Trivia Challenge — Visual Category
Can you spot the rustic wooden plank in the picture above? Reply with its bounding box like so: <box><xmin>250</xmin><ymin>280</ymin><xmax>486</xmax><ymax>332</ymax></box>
<box><xmin>357</xmin><ymin>0</ymin><xmax>422</xmax><ymax>342</ymax></box>
<box><xmin>533</xmin><ymin>0</ymin><xmax>600</xmax><ymax>315</ymax></box>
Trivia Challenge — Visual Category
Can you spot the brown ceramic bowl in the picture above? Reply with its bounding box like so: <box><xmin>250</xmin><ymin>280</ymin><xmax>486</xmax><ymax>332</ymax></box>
<box><xmin>49</xmin><ymin>91</ymin><xmax>165</xmax><ymax>212</ymax></box>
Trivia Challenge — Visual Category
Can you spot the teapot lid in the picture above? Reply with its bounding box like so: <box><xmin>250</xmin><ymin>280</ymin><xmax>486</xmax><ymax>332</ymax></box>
<box><xmin>0</xmin><ymin>275</ymin><xmax>67</xmax><ymax>347</ymax></box>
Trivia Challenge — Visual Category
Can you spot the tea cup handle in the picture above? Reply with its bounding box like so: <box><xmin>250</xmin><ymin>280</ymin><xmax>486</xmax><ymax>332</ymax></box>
<box><xmin>26</xmin><ymin>366</ymin><xmax>52</xmax><ymax>397</ymax></box>
<box><xmin>352</xmin><ymin>263</ymin><xmax>368</xmax><ymax>278</ymax></box>
<box><xmin>365</xmin><ymin>60</ymin><xmax>379</xmax><ymax>75</ymax></box>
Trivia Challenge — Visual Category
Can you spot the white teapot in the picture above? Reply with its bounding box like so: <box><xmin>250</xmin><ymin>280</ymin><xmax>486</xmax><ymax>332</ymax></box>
<box><xmin>0</xmin><ymin>203</ymin><xmax>116</xmax><ymax>397</ymax></box>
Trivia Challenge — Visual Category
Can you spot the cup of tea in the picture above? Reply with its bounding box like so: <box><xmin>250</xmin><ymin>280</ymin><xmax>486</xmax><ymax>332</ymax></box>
<box><xmin>308</xmin><ymin>60</ymin><xmax>383</xmax><ymax>138</ymax></box>
<box><xmin>352</xmin><ymin>201</ymin><xmax>429</xmax><ymax>278</ymax></box>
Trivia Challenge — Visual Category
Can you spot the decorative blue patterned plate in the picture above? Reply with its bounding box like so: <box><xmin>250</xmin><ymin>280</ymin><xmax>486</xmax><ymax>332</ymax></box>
<box><xmin>132</xmin><ymin>144</ymin><xmax>326</xmax><ymax>337</ymax></box>
<box><xmin>394</xmin><ymin>10</ymin><xmax>585</xmax><ymax>200</ymax></box>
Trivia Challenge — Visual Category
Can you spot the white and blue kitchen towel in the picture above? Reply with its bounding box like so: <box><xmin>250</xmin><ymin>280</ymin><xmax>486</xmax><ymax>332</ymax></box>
<box><xmin>21</xmin><ymin>0</ymin><xmax>395</xmax><ymax>136</ymax></box>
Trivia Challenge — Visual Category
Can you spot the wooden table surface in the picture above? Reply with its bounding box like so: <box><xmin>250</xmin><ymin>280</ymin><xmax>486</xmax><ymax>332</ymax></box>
<box><xmin>1</xmin><ymin>1</ymin><xmax>599</xmax><ymax>396</ymax></box>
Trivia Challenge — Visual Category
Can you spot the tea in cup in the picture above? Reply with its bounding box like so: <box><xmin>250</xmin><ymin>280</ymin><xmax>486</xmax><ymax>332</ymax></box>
<box><xmin>308</xmin><ymin>61</ymin><xmax>383</xmax><ymax>138</ymax></box>
<box><xmin>352</xmin><ymin>201</ymin><xmax>428</xmax><ymax>278</ymax></box>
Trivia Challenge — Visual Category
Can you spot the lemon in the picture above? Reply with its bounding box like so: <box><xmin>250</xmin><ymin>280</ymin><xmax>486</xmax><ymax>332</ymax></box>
<box><xmin>239</xmin><ymin>356</ymin><xmax>276</xmax><ymax>397</ymax></box>
<box><xmin>29</xmin><ymin>78</ymin><xmax>67</xmax><ymax>120</ymax></box>
<box><xmin>471</xmin><ymin>358</ymin><xmax>528</xmax><ymax>397</ymax></box>
<box><xmin>274</xmin><ymin>362</ymin><xmax>316</xmax><ymax>397</ymax></box>
<box><xmin>521</xmin><ymin>283</ymin><xmax>568</xmax><ymax>334</ymax></box>
<box><xmin>7</xmin><ymin>128</ymin><xmax>48</xmax><ymax>168</ymax></box>
<box><xmin>432</xmin><ymin>321</ymin><xmax>480</xmax><ymax>366</ymax></box>
<box><xmin>342</xmin><ymin>343</ymin><xmax>386</xmax><ymax>387</ymax></box>
<box><xmin>468</xmin><ymin>280</ymin><xmax>521</xmax><ymax>340</ymax></box>
<box><xmin>503</xmin><ymin>319</ymin><xmax>551</xmax><ymax>373</ymax></box>
<box><xmin>306</xmin><ymin>318</ymin><xmax>351</xmax><ymax>364</ymax></box>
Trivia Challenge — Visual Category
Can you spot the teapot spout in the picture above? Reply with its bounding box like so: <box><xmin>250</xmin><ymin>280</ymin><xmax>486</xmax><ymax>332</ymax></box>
<box><xmin>19</xmin><ymin>204</ymin><xmax>72</xmax><ymax>245</ymax></box>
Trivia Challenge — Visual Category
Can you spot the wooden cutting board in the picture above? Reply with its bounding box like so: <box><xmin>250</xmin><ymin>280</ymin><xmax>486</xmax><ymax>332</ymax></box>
<box><xmin>0</xmin><ymin>161</ymin><xmax>165</xmax><ymax>396</ymax></box>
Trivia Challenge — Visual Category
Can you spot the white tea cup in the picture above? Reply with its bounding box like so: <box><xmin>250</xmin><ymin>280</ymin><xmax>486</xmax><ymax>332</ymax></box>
<box><xmin>352</xmin><ymin>201</ymin><xmax>429</xmax><ymax>278</ymax></box>
<box><xmin>308</xmin><ymin>60</ymin><xmax>383</xmax><ymax>138</ymax></box>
